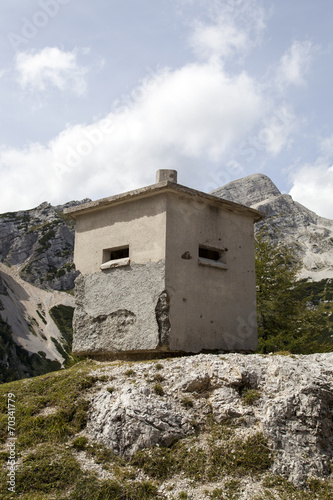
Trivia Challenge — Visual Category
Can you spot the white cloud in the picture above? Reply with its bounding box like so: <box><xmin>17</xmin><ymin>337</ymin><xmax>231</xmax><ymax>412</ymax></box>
<box><xmin>289</xmin><ymin>133</ymin><xmax>333</xmax><ymax>218</ymax></box>
<box><xmin>190</xmin><ymin>19</ymin><xmax>248</xmax><ymax>61</ymax></box>
<box><xmin>319</xmin><ymin>134</ymin><xmax>333</xmax><ymax>158</ymax></box>
<box><xmin>0</xmin><ymin>2</ymin><xmax>313</xmax><ymax>214</ymax></box>
<box><xmin>275</xmin><ymin>40</ymin><xmax>314</xmax><ymax>89</ymax></box>
<box><xmin>289</xmin><ymin>163</ymin><xmax>333</xmax><ymax>219</ymax></box>
<box><xmin>262</xmin><ymin>104</ymin><xmax>298</xmax><ymax>155</ymax></box>
<box><xmin>188</xmin><ymin>0</ymin><xmax>265</xmax><ymax>61</ymax></box>
<box><xmin>15</xmin><ymin>47</ymin><xmax>89</xmax><ymax>96</ymax></box>
<box><xmin>0</xmin><ymin>60</ymin><xmax>268</xmax><ymax>212</ymax></box>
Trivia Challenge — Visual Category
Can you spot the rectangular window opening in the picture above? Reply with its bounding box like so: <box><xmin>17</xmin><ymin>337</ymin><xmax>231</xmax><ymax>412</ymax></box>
<box><xmin>101</xmin><ymin>245</ymin><xmax>130</xmax><ymax>270</ymax></box>
<box><xmin>198</xmin><ymin>247</ymin><xmax>220</xmax><ymax>261</ymax></box>
<box><xmin>110</xmin><ymin>246</ymin><xmax>129</xmax><ymax>261</ymax></box>
<box><xmin>198</xmin><ymin>244</ymin><xmax>227</xmax><ymax>270</ymax></box>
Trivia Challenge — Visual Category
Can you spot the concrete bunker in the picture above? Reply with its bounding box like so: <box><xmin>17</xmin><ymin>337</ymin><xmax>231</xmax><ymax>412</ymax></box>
<box><xmin>65</xmin><ymin>170</ymin><xmax>263</xmax><ymax>358</ymax></box>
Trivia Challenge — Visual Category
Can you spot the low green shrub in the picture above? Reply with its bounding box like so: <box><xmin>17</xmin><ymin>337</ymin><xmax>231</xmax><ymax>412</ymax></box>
<box><xmin>241</xmin><ymin>388</ymin><xmax>261</xmax><ymax>406</ymax></box>
<box><xmin>153</xmin><ymin>383</ymin><xmax>164</xmax><ymax>396</ymax></box>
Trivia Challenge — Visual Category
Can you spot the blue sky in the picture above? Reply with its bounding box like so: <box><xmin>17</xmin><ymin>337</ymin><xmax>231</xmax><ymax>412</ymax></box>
<box><xmin>1</xmin><ymin>0</ymin><xmax>333</xmax><ymax>217</ymax></box>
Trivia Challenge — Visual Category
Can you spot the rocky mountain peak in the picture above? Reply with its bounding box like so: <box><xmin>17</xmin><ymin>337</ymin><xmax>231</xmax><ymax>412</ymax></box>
<box><xmin>210</xmin><ymin>173</ymin><xmax>281</xmax><ymax>207</ymax></box>
<box><xmin>37</xmin><ymin>201</ymin><xmax>52</xmax><ymax>209</ymax></box>
<box><xmin>212</xmin><ymin>173</ymin><xmax>333</xmax><ymax>281</ymax></box>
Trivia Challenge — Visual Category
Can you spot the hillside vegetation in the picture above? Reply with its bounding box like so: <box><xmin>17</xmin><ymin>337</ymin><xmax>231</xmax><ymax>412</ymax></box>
<box><xmin>255</xmin><ymin>231</ymin><xmax>333</xmax><ymax>355</ymax></box>
<box><xmin>1</xmin><ymin>354</ymin><xmax>333</xmax><ymax>499</ymax></box>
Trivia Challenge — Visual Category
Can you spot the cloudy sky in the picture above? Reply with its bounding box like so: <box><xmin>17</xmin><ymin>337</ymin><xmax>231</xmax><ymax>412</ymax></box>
<box><xmin>1</xmin><ymin>0</ymin><xmax>333</xmax><ymax>218</ymax></box>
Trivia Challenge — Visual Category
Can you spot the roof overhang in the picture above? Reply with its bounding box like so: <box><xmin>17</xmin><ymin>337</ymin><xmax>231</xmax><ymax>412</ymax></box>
<box><xmin>64</xmin><ymin>181</ymin><xmax>264</xmax><ymax>222</ymax></box>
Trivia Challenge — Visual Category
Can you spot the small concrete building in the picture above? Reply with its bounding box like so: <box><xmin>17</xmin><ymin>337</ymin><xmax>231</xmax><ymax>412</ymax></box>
<box><xmin>65</xmin><ymin>170</ymin><xmax>263</xmax><ymax>358</ymax></box>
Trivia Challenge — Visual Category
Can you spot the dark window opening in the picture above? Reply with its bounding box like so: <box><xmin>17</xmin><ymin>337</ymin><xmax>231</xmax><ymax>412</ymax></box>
<box><xmin>110</xmin><ymin>246</ymin><xmax>129</xmax><ymax>260</ymax></box>
<box><xmin>102</xmin><ymin>246</ymin><xmax>130</xmax><ymax>264</ymax></box>
<box><xmin>199</xmin><ymin>246</ymin><xmax>220</xmax><ymax>261</ymax></box>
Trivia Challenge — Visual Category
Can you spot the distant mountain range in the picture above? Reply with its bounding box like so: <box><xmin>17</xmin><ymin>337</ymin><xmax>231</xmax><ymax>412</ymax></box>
<box><xmin>1</xmin><ymin>174</ymin><xmax>332</xmax><ymax>382</ymax></box>
<box><xmin>211</xmin><ymin>173</ymin><xmax>333</xmax><ymax>281</ymax></box>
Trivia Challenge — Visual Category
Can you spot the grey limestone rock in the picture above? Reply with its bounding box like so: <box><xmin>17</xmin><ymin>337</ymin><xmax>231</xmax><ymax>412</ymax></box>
<box><xmin>86</xmin><ymin>352</ymin><xmax>333</xmax><ymax>486</ymax></box>
<box><xmin>0</xmin><ymin>273</ymin><xmax>7</xmax><ymax>295</ymax></box>
<box><xmin>0</xmin><ymin>200</ymin><xmax>88</xmax><ymax>291</ymax></box>
<box><xmin>87</xmin><ymin>383</ymin><xmax>191</xmax><ymax>456</ymax></box>
<box><xmin>211</xmin><ymin>173</ymin><xmax>281</xmax><ymax>206</ymax></box>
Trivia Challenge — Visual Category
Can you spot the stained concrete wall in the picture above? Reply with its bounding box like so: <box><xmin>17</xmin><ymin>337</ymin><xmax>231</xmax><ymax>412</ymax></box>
<box><xmin>73</xmin><ymin>194</ymin><xmax>167</xmax><ymax>275</ymax></box>
<box><xmin>164</xmin><ymin>192</ymin><xmax>258</xmax><ymax>352</ymax></box>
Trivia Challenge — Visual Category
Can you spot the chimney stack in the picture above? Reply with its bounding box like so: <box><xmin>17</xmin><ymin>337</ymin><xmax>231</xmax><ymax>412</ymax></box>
<box><xmin>156</xmin><ymin>169</ymin><xmax>177</xmax><ymax>184</ymax></box>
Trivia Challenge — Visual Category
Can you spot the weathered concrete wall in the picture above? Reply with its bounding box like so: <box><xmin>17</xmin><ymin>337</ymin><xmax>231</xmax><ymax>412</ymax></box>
<box><xmin>72</xmin><ymin>261</ymin><xmax>167</xmax><ymax>356</ymax></box>
<box><xmin>165</xmin><ymin>192</ymin><xmax>258</xmax><ymax>352</ymax></box>
<box><xmin>73</xmin><ymin>195</ymin><xmax>167</xmax><ymax>275</ymax></box>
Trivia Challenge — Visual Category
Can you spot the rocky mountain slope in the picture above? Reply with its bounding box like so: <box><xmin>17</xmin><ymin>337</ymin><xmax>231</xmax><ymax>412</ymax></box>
<box><xmin>0</xmin><ymin>200</ymin><xmax>87</xmax><ymax>291</ymax></box>
<box><xmin>0</xmin><ymin>201</ymin><xmax>86</xmax><ymax>381</ymax></box>
<box><xmin>211</xmin><ymin>174</ymin><xmax>333</xmax><ymax>281</ymax></box>
<box><xmin>1</xmin><ymin>353</ymin><xmax>332</xmax><ymax>498</ymax></box>
<box><xmin>0</xmin><ymin>262</ymin><xmax>75</xmax><ymax>382</ymax></box>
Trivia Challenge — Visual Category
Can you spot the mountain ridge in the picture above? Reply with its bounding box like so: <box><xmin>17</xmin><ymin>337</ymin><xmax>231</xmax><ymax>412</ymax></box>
<box><xmin>211</xmin><ymin>173</ymin><xmax>333</xmax><ymax>281</ymax></box>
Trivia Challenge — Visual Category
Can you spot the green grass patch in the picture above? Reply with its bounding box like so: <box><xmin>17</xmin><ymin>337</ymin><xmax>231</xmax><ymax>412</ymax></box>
<box><xmin>153</xmin><ymin>383</ymin><xmax>164</xmax><ymax>396</ymax></box>
<box><xmin>72</xmin><ymin>436</ymin><xmax>89</xmax><ymax>451</ymax></box>
<box><xmin>241</xmin><ymin>388</ymin><xmax>261</xmax><ymax>406</ymax></box>
<box><xmin>261</xmin><ymin>474</ymin><xmax>333</xmax><ymax>500</ymax></box>
<box><xmin>181</xmin><ymin>396</ymin><xmax>194</xmax><ymax>408</ymax></box>
<box><xmin>0</xmin><ymin>364</ymin><xmax>95</xmax><ymax>449</ymax></box>
<box><xmin>69</xmin><ymin>474</ymin><xmax>159</xmax><ymax>500</ymax></box>
<box><xmin>17</xmin><ymin>444</ymin><xmax>81</xmax><ymax>494</ymax></box>
<box><xmin>0</xmin><ymin>441</ymin><xmax>159</xmax><ymax>499</ymax></box>
<box><xmin>124</xmin><ymin>368</ymin><xmax>136</xmax><ymax>377</ymax></box>
<box><xmin>209</xmin><ymin>479</ymin><xmax>241</xmax><ymax>499</ymax></box>
<box><xmin>85</xmin><ymin>441</ymin><xmax>124</xmax><ymax>466</ymax></box>
<box><xmin>131</xmin><ymin>424</ymin><xmax>272</xmax><ymax>483</ymax></box>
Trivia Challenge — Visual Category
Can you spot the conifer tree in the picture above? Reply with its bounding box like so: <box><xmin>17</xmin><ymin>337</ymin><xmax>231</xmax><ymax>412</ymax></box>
<box><xmin>255</xmin><ymin>229</ymin><xmax>332</xmax><ymax>354</ymax></box>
